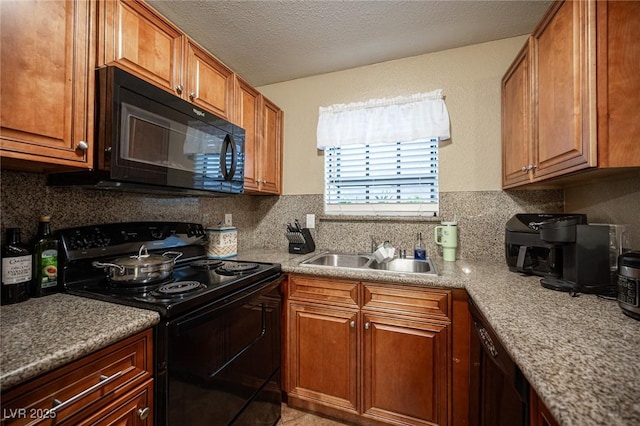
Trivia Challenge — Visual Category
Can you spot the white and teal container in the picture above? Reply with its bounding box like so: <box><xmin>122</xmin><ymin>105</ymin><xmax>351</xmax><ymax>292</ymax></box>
<box><xmin>206</xmin><ymin>226</ymin><xmax>237</xmax><ymax>259</ymax></box>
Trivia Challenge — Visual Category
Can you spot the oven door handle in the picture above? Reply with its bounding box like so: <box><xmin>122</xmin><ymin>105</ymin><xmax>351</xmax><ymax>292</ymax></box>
<box><xmin>207</xmin><ymin>302</ymin><xmax>267</xmax><ymax>378</ymax></box>
<box><xmin>170</xmin><ymin>276</ymin><xmax>283</xmax><ymax>334</ymax></box>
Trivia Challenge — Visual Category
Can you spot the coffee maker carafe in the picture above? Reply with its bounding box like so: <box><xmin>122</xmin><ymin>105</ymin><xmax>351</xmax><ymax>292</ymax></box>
<box><xmin>538</xmin><ymin>216</ymin><xmax>613</xmax><ymax>295</ymax></box>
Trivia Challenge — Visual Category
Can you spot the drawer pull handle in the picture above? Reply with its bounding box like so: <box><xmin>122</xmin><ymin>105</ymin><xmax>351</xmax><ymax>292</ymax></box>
<box><xmin>138</xmin><ymin>407</ymin><xmax>151</xmax><ymax>420</ymax></box>
<box><xmin>51</xmin><ymin>371</ymin><xmax>124</xmax><ymax>412</ymax></box>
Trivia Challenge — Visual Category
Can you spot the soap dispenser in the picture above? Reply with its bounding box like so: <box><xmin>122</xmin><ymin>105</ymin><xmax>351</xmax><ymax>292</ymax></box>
<box><xmin>414</xmin><ymin>232</ymin><xmax>426</xmax><ymax>260</ymax></box>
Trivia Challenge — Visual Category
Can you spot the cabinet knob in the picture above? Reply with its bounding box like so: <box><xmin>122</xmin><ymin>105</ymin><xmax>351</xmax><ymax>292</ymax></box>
<box><xmin>350</xmin><ymin>320</ymin><xmax>355</xmax><ymax>328</ymax></box>
<box><xmin>521</xmin><ymin>166</ymin><xmax>528</xmax><ymax>172</ymax></box>
<box><xmin>262</xmin><ymin>179</ymin><xmax>267</xmax><ymax>184</ymax></box>
<box><xmin>189</xmin><ymin>92</ymin><xmax>197</xmax><ymax>99</ymax></box>
<box><xmin>175</xmin><ymin>85</ymin><xmax>184</xmax><ymax>94</ymax></box>
<box><xmin>138</xmin><ymin>407</ymin><xmax>150</xmax><ymax>420</ymax></box>
<box><xmin>76</xmin><ymin>141</ymin><xmax>89</xmax><ymax>151</ymax></box>
<box><xmin>364</xmin><ymin>322</ymin><xmax>370</xmax><ymax>330</ymax></box>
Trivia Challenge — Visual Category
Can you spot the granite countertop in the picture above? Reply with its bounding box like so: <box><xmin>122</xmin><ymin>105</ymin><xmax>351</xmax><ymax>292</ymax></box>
<box><xmin>1</xmin><ymin>249</ymin><xmax>637</xmax><ymax>426</ymax></box>
<box><xmin>241</xmin><ymin>248</ymin><xmax>640</xmax><ymax>426</ymax></box>
<box><xmin>0</xmin><ymin>294</ymin><xmax>160</xmax><ymax>391</ymax></box>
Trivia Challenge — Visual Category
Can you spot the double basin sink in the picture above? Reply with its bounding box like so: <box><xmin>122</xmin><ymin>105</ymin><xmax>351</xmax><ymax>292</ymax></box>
<box><xmin>300</xmin><ymin>252</ymin><xmax>438</xmax><ymax>276</ymax></box>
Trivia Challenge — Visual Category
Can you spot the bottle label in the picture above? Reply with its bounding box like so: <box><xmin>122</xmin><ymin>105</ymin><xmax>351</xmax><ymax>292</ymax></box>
<box><xmin>39</xmin><ymin>249</ymin><xmax>58</xmax><ymax>288</ymax></box>
<box><xmin>2</xmin><ymin>255</ymin><xmax>33</xmax><ymax>285</ymax></box>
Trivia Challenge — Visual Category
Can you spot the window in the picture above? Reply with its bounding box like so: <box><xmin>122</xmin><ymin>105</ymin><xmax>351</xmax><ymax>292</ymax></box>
<box><xmin>324</xmin><ymin>138</ymin><xmax>438</xmax><ymax>216</ymax></box>
<box><xmin>317</xmin><ymin>90</ymin><xmax>450</xmax><ymax>217</ymax></box>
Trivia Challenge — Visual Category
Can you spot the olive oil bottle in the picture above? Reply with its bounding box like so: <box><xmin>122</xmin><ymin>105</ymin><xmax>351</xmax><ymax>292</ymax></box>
<box><xmin>32</xmin><ymin>216</ymin><xmax>59</xmax><ymax>297</ymax></box>
<box><xmin>1</xmin><ymin>228</ymin><xmax>32</xmax><ymax>305</ymax></box>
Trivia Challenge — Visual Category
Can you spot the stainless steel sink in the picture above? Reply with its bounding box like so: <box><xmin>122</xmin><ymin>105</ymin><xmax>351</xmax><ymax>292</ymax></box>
<box><xmin>300</xmin><ymin>252</ymin><xmax>438</xmax><ymax>276</ymax></box>
<box><xmin>367</xmin><ymin>258</ymin><xmax>437</xmax><ymax>275</ymax></box>
<box><xmin>301</xmin><ymin>253</ymin><xmax>373</xmax><ymax>268</ymax></box>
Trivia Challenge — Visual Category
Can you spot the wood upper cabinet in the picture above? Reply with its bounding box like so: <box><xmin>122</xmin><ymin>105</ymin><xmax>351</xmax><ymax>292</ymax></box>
<box><xmin>502</xmin><ymin>41</ymin><xmax>533</xmax><ymax>188</ymax></box>
<box><xmin>502</xmin><ymin>0</ymin><xmax>640</xmax><ymax>188</ymax></box>
<box><xmin>0</xmin><ymin>0</ymin><xmax>95</xmax><ymax>171</ymax></box>
<box><xmin>99</xmin><ymin>0</ymin><xmax>182</xmax><ymax>95</ymax></box>
<box><xmin>531</xmin><ymin>0</ymin><xmax>596</xmax><ymax>180</ymax></box>
<box><xmin>285</xmin><ymin>275</ymin><xmax>463</xmax><ymax>426</ymax></box>
<box><xmin>99</xmin><ymin>0</ymin><xmax>234</xmax><ymax>120</ymax></box>
<box><xmin>595</xmin><ymin>0</ymin><xmax>640</xmax><ymax>167</ymax></box>
<box><xmin>185</xmin><ymin>41</ymin><xmax>235</xmax><ymax>120</ymax></box>
<box><xmin>236</xmin><ymin>77</ymin><xmax>283</xmax><ymax>194</ymax></box>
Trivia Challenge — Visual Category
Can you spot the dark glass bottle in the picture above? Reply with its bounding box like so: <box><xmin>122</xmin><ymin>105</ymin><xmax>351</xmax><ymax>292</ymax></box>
<box><xmin>32</xmin><ymin>216</ymin><xmax>59</xmax><ymax>297</ymax></box>
<box><xmin>1</xmin><ymin>228</ymin><xmax>32</xmax><ymax>305</ymax></box>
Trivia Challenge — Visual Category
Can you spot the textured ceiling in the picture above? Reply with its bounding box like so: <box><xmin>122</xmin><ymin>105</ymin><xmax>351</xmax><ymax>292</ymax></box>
<box><xmin>147</xmin><ymin>0</ymin><xmax>551</xmax><ymax>87</ymax></box>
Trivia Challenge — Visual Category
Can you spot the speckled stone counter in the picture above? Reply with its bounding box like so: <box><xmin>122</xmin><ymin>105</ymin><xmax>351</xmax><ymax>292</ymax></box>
<box><xmin>239</xmin><ymin>248</ymin><xmax>640</xmax><ymax>426</ymax></box>
<box><xmin>0</xmin><ymin>294</ymin><xmax>159</xmax><ymax>391</ymax></box>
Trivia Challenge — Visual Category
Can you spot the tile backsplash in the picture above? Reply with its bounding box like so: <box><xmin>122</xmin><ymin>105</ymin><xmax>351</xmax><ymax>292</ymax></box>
<box><xmin>1</xmin><ymin>171</ymin><xmax>566</xmax><ymax>263</ymax></box>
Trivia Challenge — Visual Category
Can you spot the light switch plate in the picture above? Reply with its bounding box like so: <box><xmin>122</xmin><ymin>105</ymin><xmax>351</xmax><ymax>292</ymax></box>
<box><xmin>224</xmin><ymin>213</ymin><xmax>233</xmax><ymax>226</ymax></box>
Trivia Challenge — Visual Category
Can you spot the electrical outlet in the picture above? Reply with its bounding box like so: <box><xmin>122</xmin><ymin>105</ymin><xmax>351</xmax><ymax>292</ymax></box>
<box><xmin>306</xmin><ymin>214</ymin><xmax>316</xmax><ymax>229</ymax></box>
<box><xmin>224</xmin><ymin>214</ymin><xmax>233</xmax><ymax>226</ymax></box>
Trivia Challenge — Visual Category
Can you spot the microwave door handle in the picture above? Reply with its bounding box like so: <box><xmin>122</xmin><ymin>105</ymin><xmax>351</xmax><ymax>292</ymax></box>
<box><xmin>219</xmin><ymin>134</ymin><xmax>237</xmax><ymax>181</ymax></box>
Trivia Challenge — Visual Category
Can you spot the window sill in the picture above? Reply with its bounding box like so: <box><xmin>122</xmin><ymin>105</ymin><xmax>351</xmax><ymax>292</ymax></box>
<box><xmin>318</xmin><ymin>214</ymin><xmax>441</xmax><ymax>223</ymax></box>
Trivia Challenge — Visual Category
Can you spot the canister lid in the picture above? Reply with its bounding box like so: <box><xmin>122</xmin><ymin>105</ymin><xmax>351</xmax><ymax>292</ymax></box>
<box><xmin>619</xmin><ymin>251</ymin><xmax>640</xmax><ymax>269</ymax></box>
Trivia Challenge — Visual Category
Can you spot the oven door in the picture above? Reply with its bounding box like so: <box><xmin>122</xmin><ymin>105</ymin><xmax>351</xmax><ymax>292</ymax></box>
<box><xmin>100</xmin><ymin>66</ymin><xmax>245</xmax><ymax>194</ymax></box>
<box><xmin>161</xmin><ymin>278</ymin><xmax>282</xmax><ymax>426</ymax></box>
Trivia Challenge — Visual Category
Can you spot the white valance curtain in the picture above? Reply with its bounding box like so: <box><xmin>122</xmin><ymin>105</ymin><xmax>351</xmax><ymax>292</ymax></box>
<box><xmin>316</xmin><ymin>89</ymin><xmax>450</xmax><ymax>150</ymax></box>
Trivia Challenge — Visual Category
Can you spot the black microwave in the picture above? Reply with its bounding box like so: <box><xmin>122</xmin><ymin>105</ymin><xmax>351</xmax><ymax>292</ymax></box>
<box><xmin>49</xmin><ymin>66</ymin><xmax>245</xmax><ymax>196</ymax></box>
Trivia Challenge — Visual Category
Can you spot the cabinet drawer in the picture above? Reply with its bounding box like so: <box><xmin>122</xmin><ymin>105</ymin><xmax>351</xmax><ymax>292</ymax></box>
<box><xmin>289</xmin><ymin>275</ymin><xmax>359</xmax><ymax>307</ymax></box>
<box><xmin>362</xmin><ymin>283</ymin><xmax>450</xmax><ymax>320</ymax></box>
<box><xmin>1</xmin><ymin>329</ymin><xmax>153</xmax><ymax>426</ymax></box>
<box><xmin>73</xmin><ymin>379</ymin><xmax>153</xmax><ymax>426</ymax></box>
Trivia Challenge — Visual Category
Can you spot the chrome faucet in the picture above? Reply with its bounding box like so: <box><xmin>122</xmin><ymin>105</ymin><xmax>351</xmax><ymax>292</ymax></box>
<box><xmin>370</xmin><ymin>236</ymin><xmax>378</xmax><ymax>253</ymax></box>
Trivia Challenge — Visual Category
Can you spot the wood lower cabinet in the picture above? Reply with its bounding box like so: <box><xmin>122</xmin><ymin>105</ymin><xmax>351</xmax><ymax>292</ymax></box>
<box><xmin>502</xmin><ymin>0</ymin><xmax>640</xmax><ymax>188</ymax></box>
<box><xmin>530</xmin><ymin>387</ymin><xmax>560</xmax><ymax>426</ymax></box>
<box><xmin>0</xmin><ymin>0</ymin><xmax>95</xmax><ymax>171</ymax></box>
<box><xmin>288</xmin><ymin>303</ymin><xmax>359</xmax><ymax>413</ymax></box>
<box><xmin>362</xmin><ymin>313</ymin><xmax>449</xmax><ymax>426</ymax></box>
<box><xmin>285</xmin><ymin>275</ymin><xmax>469</xmax><ymax>426</ymax></box>
<box><xmin>1</xmin><ymin>329</ymin><xmax>153</xmax><ymax>426</ymax></box>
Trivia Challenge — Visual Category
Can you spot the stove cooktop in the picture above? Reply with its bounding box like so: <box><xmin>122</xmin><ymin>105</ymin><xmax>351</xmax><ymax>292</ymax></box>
<box><xmin>65</xmin><ymin>259</ymin><xmax>281</xmax><ymax>318</ymax></box>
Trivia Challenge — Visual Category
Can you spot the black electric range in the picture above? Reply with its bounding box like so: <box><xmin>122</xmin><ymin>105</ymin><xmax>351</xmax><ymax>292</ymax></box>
<box><xmin>57</xmin><ymin>222</ymin><xmax>283</xmax><ymax>426</ymax></box>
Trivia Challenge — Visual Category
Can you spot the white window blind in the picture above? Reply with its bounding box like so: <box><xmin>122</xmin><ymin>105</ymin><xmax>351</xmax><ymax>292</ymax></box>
<box><xmin>324</xmin><ymin>138</ymin><xmax>438</xmax><ymax>216</ymax></box>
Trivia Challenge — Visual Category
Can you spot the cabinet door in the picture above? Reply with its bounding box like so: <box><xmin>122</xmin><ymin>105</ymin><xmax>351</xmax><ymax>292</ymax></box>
<box><xmin>100</xmin><ymin>0</ymin><xmax>183</xmax><ymax>96</ymax></box>
<box><xmin>596</xmin><ymin>0</ymin><xmax>640</xmax><ymax>167</ymax></box>
<box><xmin>288</xmin><ymin>303</ymin><xmax>358</xmax><ymax>414</ymax></box>
<box><xmin>0</xmin><ymin>0</ymin><xmax>94</xmax><ymax>169</ymax></box>
<box><xmin>362</xmin><ymin>313</ymin><xmax>449</xmax><ymax>426</ymax></box>
<box><xmin>259</xmin><ymin>97</ymin><xmax>283</xmax><ymax>194</ymax></box>
<box><xmin>235</xmin><ymin>77</ymin><xmax>261</xmax><ymax>192</ymax></box>
<box><xmin>185</xmin><ymin>41</ymin><xmax>234</xmax><ymax>120</ymax></box>
<box><xmin>531</xmin><ymin>0</ymin><xmax>596</xmax><ymax>180</ymax></box>
<box><xmin>502</xmin><ymin>41</ymin><xmax>532</xmax><ymax>188</ymax></box>
<box><xmin>74</xmin><ymin>380</ymin><xmax>153</xmax><ymax>426</ymax></box>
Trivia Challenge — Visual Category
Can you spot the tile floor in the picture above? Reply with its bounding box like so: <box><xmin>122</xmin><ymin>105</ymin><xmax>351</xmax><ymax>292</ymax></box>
<box><xmin>277</xmin><ymin>404</ymin><xmax>348</xmax><ymax>425</ymax></box>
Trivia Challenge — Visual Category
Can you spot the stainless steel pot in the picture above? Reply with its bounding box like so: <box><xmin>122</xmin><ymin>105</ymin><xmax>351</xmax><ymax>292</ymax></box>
<box><xmin>92</xmin><ymin>245</ymin><xmax>182</xmax><ymax>285</ymax></box>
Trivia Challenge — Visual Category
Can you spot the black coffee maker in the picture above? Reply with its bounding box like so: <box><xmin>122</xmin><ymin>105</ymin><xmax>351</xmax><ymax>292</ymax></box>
<box><xmin>505</xmin><ymin>213</ymin><xmax>587</xmax><ymax>278</ymax></box>
<box><xmin>538</xmin><ymin>216</ymin><xmax>613</xmax><ymax>295</ymax></box>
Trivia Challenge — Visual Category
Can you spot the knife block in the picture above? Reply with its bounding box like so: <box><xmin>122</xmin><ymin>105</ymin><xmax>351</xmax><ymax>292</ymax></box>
<box><xmin>286</xmin><ymin>228</ymin><xmax>316</xmax><ymax>254</ymax></box>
